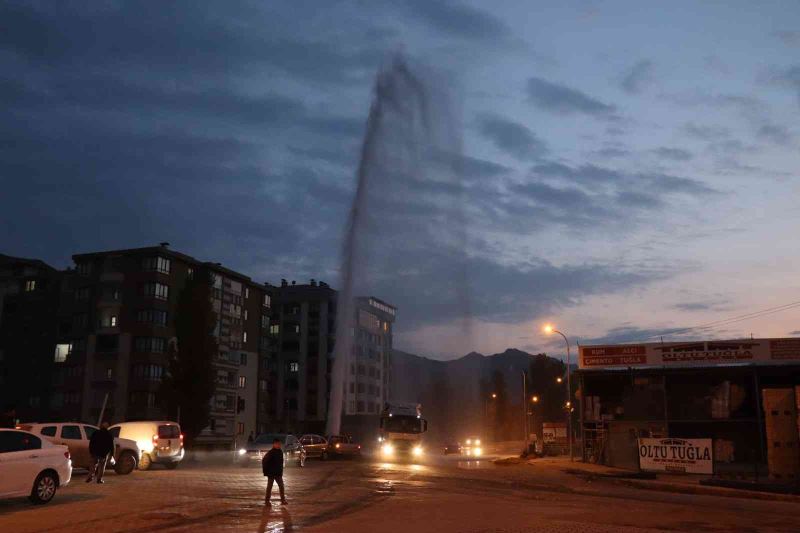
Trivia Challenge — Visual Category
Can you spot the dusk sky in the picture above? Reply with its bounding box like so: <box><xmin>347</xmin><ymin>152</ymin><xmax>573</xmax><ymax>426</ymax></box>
<box><xmin>2</xmin><ymin>1</ymin><xmax>799</xmax><ymax>360</ymax></box>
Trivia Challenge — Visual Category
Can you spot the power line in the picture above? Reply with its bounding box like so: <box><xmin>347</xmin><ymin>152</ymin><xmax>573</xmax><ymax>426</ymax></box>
<box><xmin>636</xmin><ymin>299</ymin><xmax>800</xmax><ymax>342</ymax></box>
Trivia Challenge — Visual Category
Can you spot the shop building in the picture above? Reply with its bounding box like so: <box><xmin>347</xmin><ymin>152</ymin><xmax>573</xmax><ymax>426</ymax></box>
<box><xmin>578</xmin><ymin>337</ymin><xmax>800</xmax><ymax>480</ymax></box>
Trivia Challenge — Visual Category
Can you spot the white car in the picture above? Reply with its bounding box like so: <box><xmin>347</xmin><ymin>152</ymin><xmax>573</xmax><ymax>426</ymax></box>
<box><xmin>21</xmin><ymin>423</ymin><xmax>140</xmax><ymax>475</ymax></box>
<box><xmin>110</xmin><ymin>421</ymin><xmax>184</xmax><ymax>470</ymax></box>
<box><xmin>0</xmin><ymin>429</ymin><xmax>72</xmax><ymax>504</ymax></box>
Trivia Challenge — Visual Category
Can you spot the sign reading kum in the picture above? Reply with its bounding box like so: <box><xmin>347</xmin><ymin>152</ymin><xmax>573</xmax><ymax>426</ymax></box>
<box><xmin>579</xmin><ymin>337</ymin><xmax>800</xmax><ymax>369</ymax></box>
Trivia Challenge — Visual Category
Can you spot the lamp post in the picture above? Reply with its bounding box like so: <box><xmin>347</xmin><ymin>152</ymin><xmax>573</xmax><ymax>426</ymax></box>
<box><xmin>544</xmin><ymin>324</ymin><xmax>573</xmax><ymax>462</ymax></box>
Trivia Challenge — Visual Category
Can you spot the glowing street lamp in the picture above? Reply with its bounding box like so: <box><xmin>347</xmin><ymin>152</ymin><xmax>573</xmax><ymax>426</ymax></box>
<box><xmin>556</xmin><ymin>376</ymin><xmax>563</xmax><ymax>384</ymax></box>
<box><xmin>531</xmin><ymin>395</ymin><xmax>539</xmax><ymax>403</ymax></box>
<box><xmin>543</xmin><ymin>323</ymin><xmax>573</xmax><ymax>462</ymax></box>
<box><xmin>491</xmin><ymin>393</ymin><xmax>497</xmax><ymax>399</ymax></box>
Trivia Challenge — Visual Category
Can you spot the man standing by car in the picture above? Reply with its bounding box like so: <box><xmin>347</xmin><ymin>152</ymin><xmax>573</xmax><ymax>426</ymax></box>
<box><xmin>262</xmin><ymin>438</ymin><xmax>288</xmax><ymax>505</ymax></box>
<box><xmin>87</xmin><ymin>422</ymin><xmax>114</xmax><ymax>484</ymax></box>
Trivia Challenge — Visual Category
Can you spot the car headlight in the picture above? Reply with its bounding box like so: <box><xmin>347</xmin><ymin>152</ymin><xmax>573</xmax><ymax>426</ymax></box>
<box><xmin>238</xmin><ymin>448</ymin><xmax>246</xmax><ymax>456</ymax></box>
<box><xmin>473</xmin><ymin>447</ymin><xmax>482</xmax><ymax>456</ymax></box>
<box><xmin>381</xmin><ymin>443</ymin><xmax>394</xmax><ymax>455</ymax></box>
<box><xmin>413</xmin><ymin>446</ymin><xmax>423</xmax><ymax>456</ymax></box>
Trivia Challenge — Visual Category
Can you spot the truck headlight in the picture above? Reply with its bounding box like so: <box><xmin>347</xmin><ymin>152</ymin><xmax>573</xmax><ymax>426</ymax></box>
<box><xmin>238</xmin><ymin>448</ymin><xmax>246</xmax><ymax>456</ymax></box>
<box><xmin>381</xmin><ymin>443</ymin><xmax>394</xmax><ymax>456</ymax></box>
<box><xmin>413</xmin><ymin>446</ymin><xmax>423</xmax><ymax>456</ymax></box>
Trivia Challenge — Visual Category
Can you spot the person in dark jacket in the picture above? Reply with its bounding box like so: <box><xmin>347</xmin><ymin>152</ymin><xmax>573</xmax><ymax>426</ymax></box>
<box><xmin>86</xmin><ymin>422</ymin><xmax>115</xmax><ymax>484</ymax></box>
<box><xmin>0</xmin><ymin>404</ymin><xmax>16</xmax><ymax>429</ymax></box>
<box><xmin>262</xmin><ymin>438</ymin><xmax>288</xmax><ymax>505</ymax></box>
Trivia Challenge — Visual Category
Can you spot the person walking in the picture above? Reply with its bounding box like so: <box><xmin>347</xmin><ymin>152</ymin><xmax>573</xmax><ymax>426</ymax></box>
<box><xmin>262</xmin><ymin>438</ymin><xmax>288</xmax><ymax>505</ymax></box>
<box><xmin>87</xmin><ymin>422</ymin><xmax>115</xmax><ymax>484</ymax></box>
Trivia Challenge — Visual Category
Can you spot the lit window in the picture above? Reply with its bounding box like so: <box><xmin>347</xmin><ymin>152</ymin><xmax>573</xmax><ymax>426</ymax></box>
<box><xmin>187</xmin><ymin>267</ymin><xmax>194</xmax><ymax>279</ymax></box>
<box><xmin>244</xmin><ymin>309</ymin><xmax>248</xmax><ymax>321</ymax></box>
<box><xmin>54</xmin><ymin>343</ymin><xmax>72</xmax><ymax>362</ymax></box>
<box><xmin>289</xmin><ymin>362</ymin><xmax>299</xmax><ymax>372</ymax></box>
<box><xmin>106</xmin><ymin>368</ymin><xmax>113</xmax><ymax>379</ymax></box>
<box><xmin>263</xmin><ymin>294</ymin><xmax>271</xmax><ymax>307</ymax></box>
<box><xmin>269</xmin><ymin>324</ymin><xmax>279</xmax><ymax>335</ymax></box>
<box><xmin>144</xmin><ymin>282</ymin><xmax>169</xmax><ymax>300</ymax></box>
<box><xmin>143</xmin><ymin>256</ymin><xmax>171</xmax><ymax>274</ymax></box>
<box><xmin>244</xmin><ymin>287</ymin><xmax>249</xmax><ymax>299</ymax></box>
<box><xmin>239</xmin><ymin>376</ymin><xmax>246</xmax><ymax>388</ymax></box>
<box><xmin>242</xmin><ymin>331</ymin><xmax>247</xmax><ymax>343</ymax></box>
<box><xmin>24</xmin><ymin>280</ymin><xmax>36</xmax><ymax>292</ymax></box>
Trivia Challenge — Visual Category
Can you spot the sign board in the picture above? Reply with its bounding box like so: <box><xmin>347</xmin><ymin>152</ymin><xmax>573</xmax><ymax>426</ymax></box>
<box><xmin>579</xmin><ymin>338</ymin><xmax>800</xmax><ymax>370</ymax></box>
<box><xmin>638</xmin><ymin>438</ymin><xmax>713</xmax><ymax>474</ymax></box>
<box><xmin>542</xmin><ymin>422</ymin><xmax>567</xmax><ymax>443</ymax></box>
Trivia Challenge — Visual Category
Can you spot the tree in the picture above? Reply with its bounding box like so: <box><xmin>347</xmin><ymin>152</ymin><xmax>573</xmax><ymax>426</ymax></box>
<box><xmin>528</xmin><ymin>353</ymin><xmax>567</xmax><ymax>424</ymax></box>
<box><xmin>162</xmin><ymin>266</ymin><xmax>218</xmax><ymax>449</ymax></box>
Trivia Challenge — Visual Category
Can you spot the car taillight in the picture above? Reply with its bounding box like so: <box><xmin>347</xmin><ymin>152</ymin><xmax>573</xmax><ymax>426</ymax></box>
<box><xmin>64</xmin><ymin>451</ymin><xmax>71</xmax><ymax>460</ymax></box>
<box><xmin>179</xmin><ymin>433</ymin><xmax>184</xmax><ymax>446</ymax></box>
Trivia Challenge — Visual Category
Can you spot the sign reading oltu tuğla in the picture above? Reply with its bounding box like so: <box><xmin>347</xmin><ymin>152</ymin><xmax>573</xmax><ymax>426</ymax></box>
<box><xmin>638</xmin><ymin>438</ymin><xmax>713</xmax><ymax>474</ymax></box>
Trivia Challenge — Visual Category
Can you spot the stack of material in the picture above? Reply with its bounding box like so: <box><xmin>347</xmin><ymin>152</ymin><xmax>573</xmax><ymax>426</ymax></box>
<box><xmin>762</xmin><ymin>388</ymin><xmax>800</xmax><ymax>482</ymax></box>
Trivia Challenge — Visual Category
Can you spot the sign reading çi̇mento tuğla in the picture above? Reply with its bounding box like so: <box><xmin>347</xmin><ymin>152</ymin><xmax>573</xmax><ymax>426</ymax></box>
<box><xmin>638</xmin><ymin>438</ymin><xmax>713</xmax><ymax>474</ymax></box>
<box><xmin>579</xmin><ymin>338</ymin><xmax>800</xmax><ymax>369</ymax></box>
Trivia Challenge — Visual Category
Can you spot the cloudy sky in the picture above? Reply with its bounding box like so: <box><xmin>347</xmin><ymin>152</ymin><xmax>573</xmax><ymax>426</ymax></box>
<box><xmin>2</xmin><ymin>1</ymin><xmax>799</xmax><ymax>360</ymax></box>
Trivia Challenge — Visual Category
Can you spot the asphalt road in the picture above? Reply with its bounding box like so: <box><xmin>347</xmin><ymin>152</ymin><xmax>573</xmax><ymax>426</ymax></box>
<box><xmin>1</xmin><ymin>450</ymin><xmax>799</xmax><ymax>532</ymax></box>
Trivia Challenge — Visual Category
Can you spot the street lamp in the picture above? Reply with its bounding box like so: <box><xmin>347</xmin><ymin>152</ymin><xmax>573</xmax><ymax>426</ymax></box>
<box><xmin>543</xmin><ymin>324</ymin><xmax>573</xmax><ymax>462</ymax></box>
<box><xmin>556</xmin><ymin>376</ymin><xmax>563</xmax><ymax>384</ymax></box>
<box><xmin>531</xmin><ymin>395</ymin><xmax>539</xmax><ymax>403</ymax></box>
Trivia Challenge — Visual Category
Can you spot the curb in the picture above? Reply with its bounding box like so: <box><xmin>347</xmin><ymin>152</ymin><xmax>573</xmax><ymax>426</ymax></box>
<box><xmin>613</xmin><ymin>477</ymin><xmax>800</xmax><ymax>503</ymax></box>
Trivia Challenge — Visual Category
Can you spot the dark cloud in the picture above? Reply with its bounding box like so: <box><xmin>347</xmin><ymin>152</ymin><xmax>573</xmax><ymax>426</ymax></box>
<box><xmin>757</xmin><ymin>123</ymin><xmax>795</xmax><ymax>146</ymax></box>
<box><xmin>620</xmin><ymin>59</ymin><xmax>654</xmax><ymax>94</ymax></box>
<box><xmin>684</xmin><ymin>122</ymin><xmax>731</xmax><ymax>140</ymax></box>
<box><xmin>526</xmin><ymin>77</ymin><xmax>618</xmax><ymax>118</ymax></box>
<box><xmin>774</xmin><ymin>31</ymin><xmax>800</xmax><ymax>46</ymax></box>
<box><xmin>401</xmin><ymin>0</ymin><xmax>511</xmax><ymax>41</ymax></box>
<box><xmin>653</xmin><ymin>147</ymin><xmax>694</xmax><ymax>161</ymax></box>
<box><xmin>768</xmin><ymin>65</ymin><xmax>800</xmax><ymax>104</ymax></box>
<box><xmin>584</xmin><ymin>326</ymin><xmax>694</xmax><ymax>345</ymax></box>
<box><xmin>476</xmin><ymin>113</ymin><xmax>547</xmax><ymax>160</ymax></box>
<box><xmin>592</xmin><ymin>147</ymin><xmax>631</xmax><ymax>158</ymax></box>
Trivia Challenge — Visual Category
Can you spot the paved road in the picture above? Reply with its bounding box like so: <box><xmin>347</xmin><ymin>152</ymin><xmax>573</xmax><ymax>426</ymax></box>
<box><xmin>1</xmin><ymin>452</ymin><xmax>799</xmax><ymax>532</ymax></box>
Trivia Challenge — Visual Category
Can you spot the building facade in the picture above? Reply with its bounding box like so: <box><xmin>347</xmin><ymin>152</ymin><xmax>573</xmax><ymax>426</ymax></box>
<box><xmin>345</xmin><ymin>297</ymin><xmax>395</xmax><ymax>416</ymax></box>
<box><xmin>0</xmin><ymin>254</ymin><xmax>63</xmax><ymax>422</ymax></box>
<box><xmin>258</xmin><ymin>279</ymin><xmax>336</xmax><ymax>435</ymax></box>
<box><xmin>46</xmin><ymin>244</ymin><xmax>268</xmax><ymax>449</ymax></box>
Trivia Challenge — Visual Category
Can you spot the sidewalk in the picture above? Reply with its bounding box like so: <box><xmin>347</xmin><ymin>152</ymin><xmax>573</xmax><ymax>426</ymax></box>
<box><xmin>527</xmin><ymin>456</ymin><xmax>800</xmax><ymax>503</ymax></box>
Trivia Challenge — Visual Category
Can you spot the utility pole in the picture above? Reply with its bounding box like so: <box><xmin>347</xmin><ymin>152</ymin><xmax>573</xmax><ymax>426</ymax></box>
<box><xmin>522</xmin><ymin>371</ymin><xmax>528</xmax><ymax>453</ymax></box>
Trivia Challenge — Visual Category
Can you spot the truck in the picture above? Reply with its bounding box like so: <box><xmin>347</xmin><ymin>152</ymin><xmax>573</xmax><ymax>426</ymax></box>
<box><xmin>378</xmin><ymin>402</ymin><xmax>428</xmax><ymax>461</ymax></box>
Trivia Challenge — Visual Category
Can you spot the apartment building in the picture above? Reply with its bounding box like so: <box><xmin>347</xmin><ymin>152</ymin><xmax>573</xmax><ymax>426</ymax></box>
<box><xmin>48</xmin><ymin>244</ymin><xmax>270</xmax><ymax>449</ymax></box>
<box><xmin>259</xmin><ymin>279</ymin><xmax>336</xmax><ymax>435</ymax></box>
<box><xmin>345</xmin><ymin>297</ymin><xmax>395</xmax><ymax>416</ymax></box>
<box><xmin>0</xmin><ymin>254</ymin><xmax>63</xmax><ymax>422</ymax></box>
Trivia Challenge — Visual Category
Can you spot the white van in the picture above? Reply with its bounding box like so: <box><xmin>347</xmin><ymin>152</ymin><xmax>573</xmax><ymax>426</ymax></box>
<box><xmin>109</xmin><ymin>421</ymin><xmax>184</xmax><ymax>470</ymax></box>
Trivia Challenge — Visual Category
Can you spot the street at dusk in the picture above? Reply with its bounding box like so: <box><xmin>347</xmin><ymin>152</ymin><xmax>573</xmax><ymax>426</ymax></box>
<box><xmin>2</xmin><ymin>449</ymin><xmax>799</xmax><ymax>533</ymax></box>
<box><xmin>2</xmin><ymin>2</ymin><xmax>800</xmax><ymax>531</ymax></box>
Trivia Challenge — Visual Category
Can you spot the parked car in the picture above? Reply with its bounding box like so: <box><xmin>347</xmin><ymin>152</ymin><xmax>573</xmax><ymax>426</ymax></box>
<box><xmin>462</xmin><ymin>437</ymin><xmax>483</xmax><ymax>457</ymax></box>
<box><xmin>21</xmin><ymin>422</ymin><xmax>140</xmax><ymax>475</ymax></box>
<box><xmin>443</xmin><ymin>441</ymin><xmax>462</xmax><ymax>455</ymax></box>
<box><xmin>0</xmin><ymin>429</ymin><xmax>72</xmax><ymax>504</ymax></box>
<box><xmin>238</xmin><ymin>433</ymin><xmax>306</xmax><ymax>467</ymax></box>
<box><xmin>109</xmin><ymin>421</ymin><xmax>184</xmax><ymax>470</ymax></box>
<box><xmin>299</xmin><ymin>434</ymin><xmax>329</xmax><ymax>460</ymax></box>
<box><xmin>326</xmin><ymin>435</ymin><xmax>362</xmax><ymax>458</ymax></box>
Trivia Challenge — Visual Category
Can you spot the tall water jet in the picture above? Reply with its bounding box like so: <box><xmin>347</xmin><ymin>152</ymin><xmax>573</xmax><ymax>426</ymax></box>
<box><xmin>326</xmin><ymin>54</ymin><xmax>471</xmax><ymax>436</ymax></box>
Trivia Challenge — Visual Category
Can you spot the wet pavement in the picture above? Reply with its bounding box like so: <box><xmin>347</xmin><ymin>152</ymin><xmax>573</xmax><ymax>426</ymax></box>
<box><xmin>1</xmin><ymin>452</ymin><xmax>799</xmax><ymax>532</ymax></box>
